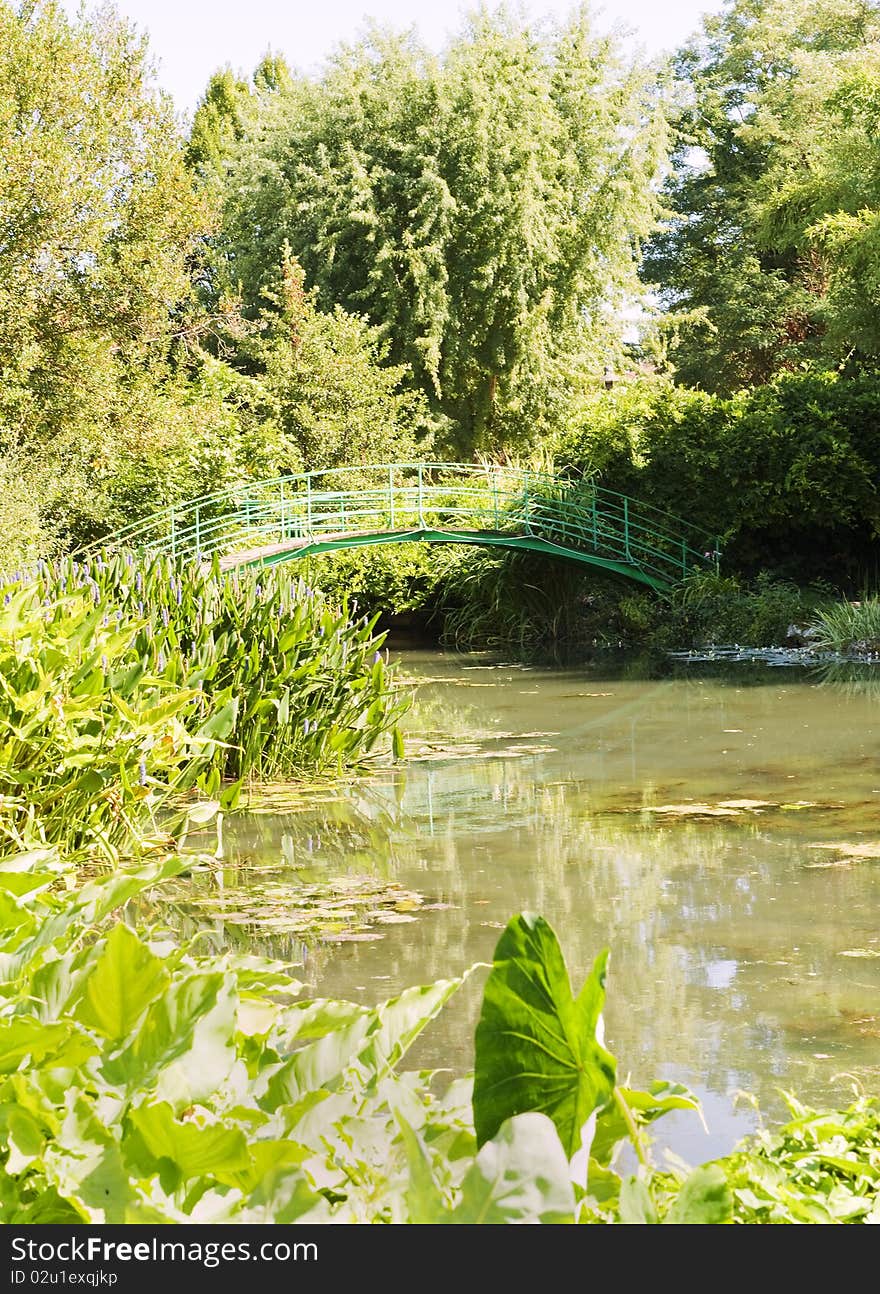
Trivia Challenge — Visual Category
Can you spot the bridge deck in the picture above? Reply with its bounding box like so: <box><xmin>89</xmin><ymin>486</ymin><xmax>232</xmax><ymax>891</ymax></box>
<box><xmin>80</xmin><ymin>462</ymin><xmax>718</xmax><ymax>593</ymax></box>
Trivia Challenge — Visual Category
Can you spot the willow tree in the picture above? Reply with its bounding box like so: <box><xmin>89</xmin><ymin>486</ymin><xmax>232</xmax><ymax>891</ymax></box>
<box><xmin>202</xmin><ymin>7</ymin><xmax>666</xmax><ymax>454</ymax></box>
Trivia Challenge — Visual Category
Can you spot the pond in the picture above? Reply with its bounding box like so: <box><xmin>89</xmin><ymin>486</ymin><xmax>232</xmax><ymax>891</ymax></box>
<box><xmin>200</xmin><ymin>650</ymin><xmax>880</xmax><ymax>1162</ymax></box>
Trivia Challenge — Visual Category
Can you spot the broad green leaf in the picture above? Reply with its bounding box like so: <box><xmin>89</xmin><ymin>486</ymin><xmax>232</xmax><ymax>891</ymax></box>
<box><xmin>185</xmin><ymin>799</ymin><xmax>220</xmax><ymax>825</ymax></box>
<box><xmin>620</xmin><ymin>1175</ymin><xmax>659</xmax><ymax>1224</ymax></box>
<box><xmin>399</xmin><ymin>1117</ymin><xmax>450</xmax><ymax>1223</ymax></box>
<box><xmin>42</xmin><ymin>1098</ymin><xmax>131</xmax><ymax>1224</ymax></box>
<box><xmin>665</xmin><ymin>1164</ymin><xmax>733</xmax><ymax>1224</ymax></box>
<box><xmin>103</xmin><ymin>973</ymin><xmax>236</xmax><ymax>1109</ymax></box>
<box><xmin>75</xmin><ymin>924</ymin><xmax>169</xmax><ymax>1040</ymax></box>
<box><xmin>244</xmin><ymin>1170</ymin><xmax>331</xmax><ymax>1223</ymax></box>
<box><xmin>197</xmin><ymin>699</ymin><xmax>239</xmax><ymax>740</ymax></box>
<box><xmin>355</xmin><ymin>975</ymin><xmax>468</xmax><ymax>1081</ymax></box>
<box><xmin>264</xmin><ymin>977</ymin><xmax>466</xmax><ymax>1108</ymax></box>
<box><xmin>231</xmin><ymin>1138</ymin><xmax>311</xmax><ymax>1193</ymax></box>
<box><xmin>127</xmin><ymin>1102</ymin><xmax>250</xmax><ymax>1184</ymax></box>
<box><xmin>451</xmin><ymin>1114</ymin><xmax>575</xmax><ymax>1223</ymax></box>
<box><xmin>473</xmin><ymin>913</ymin><xmax>616</xmax><ymax>1158</ymax></box>
<box><xmin>261</xmin><ymin>1013</ymin><xmax>373</xmax><ymax>1109</ymax></box>
<box><xmin>0</xmin><ymin>871</ymin><xmax>57</xmax><ymax>898</ymax></box>
<box><xmin>0</xmin><ymin>1018</ymin><xmax>97</xmax><ymax>1074</ymax></box>
<box><xmin>5</xmin><ymin>1108</ymin><xmax>46</xmax><ymax>1174</ymax></box>
<box><xmin>273</xmin><ymin>997</ymin><xmax>366</xmax><ymax>1047</ymax></box>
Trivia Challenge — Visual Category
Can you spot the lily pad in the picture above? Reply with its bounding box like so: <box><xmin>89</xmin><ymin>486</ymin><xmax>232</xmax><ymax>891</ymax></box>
<box><xmin>644</xmin><ymin>803</ymin><xmax>741</xmax><ymax>818</ymax></box>
<box><xmin>810</xmin><ymin>841</ymin><xmax>880</xmax><ymax>860</ymax></box>
<box><xmin>156</xmin><ymin>870</ymin><xmax>430</xmax><ymax>946</ymax></box>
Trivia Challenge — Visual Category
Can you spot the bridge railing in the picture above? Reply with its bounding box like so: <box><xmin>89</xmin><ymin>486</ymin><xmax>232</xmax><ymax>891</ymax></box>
<box><xmin>78</xmin><ymin>462</ymin><xmax>718</xmax><ymax>589</ymax></box>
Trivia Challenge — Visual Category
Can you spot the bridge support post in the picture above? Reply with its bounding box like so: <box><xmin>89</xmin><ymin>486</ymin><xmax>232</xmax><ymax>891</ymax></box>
<box><xmin>306</xmin><ymin>475</ymin><xmax>312</xmax><ymax>533</ymax></box>
<box><xmin>389</xmin><ymin>466</ymin><xmax>395</xmax><ymax>528</ymax></box>
<box><xmin>623</xmin><ymin>496</ymin><xmax>631</xmax><ymax>561</ymax></box>
<box><xmin>170</xmin><ymin>506</ymin><xmax>176</xmax><ymax>560</ymax></box>
<box><xmin>417</xmin><ymin>462</ymin><xmax>424</xmax><ymax>527</ymax></box>
<box><xmin>194</xmin><ymin>506</ymin><xmax>200</xmax><ymax>559</ymax></box>
<box><xmin>280</xmin><ymin>480</ymin><xmax>286</xmax><ymax>539</ymax></box>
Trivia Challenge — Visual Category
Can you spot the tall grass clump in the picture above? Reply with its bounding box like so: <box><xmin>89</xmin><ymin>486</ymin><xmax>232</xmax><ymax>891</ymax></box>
<box><xmin>807</xmin><ymin>597</ymin><xmax>880</xmax><ymax>654</ymax></box>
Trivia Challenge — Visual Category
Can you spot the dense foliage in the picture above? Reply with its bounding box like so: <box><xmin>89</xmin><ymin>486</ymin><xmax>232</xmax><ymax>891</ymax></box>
<box><xmin>807</xmin><ymin>596</ymin><xmax>880</xmax><ymax>653</ymax></box>
<box><xmin>2</xmin><ymin>855</ymin><xmax>877</xmax><ymax>1223</ymax></box>
<box><xmin>642</xmin><ymin>0</ymin><xmax>880</xmax><ymax>391</ymax></box>
<box><xmin>560</xmin><ymin>371</ymin><xmax>880</xmax><ymax>585</ymax></box>
<box><xmin>0</xmin><ymin>3</ymin><xmax>429</xmax><ymax>565</ymax></box>
<box><xmin>0</xmin><ymin>557</ymin><xmax>406</xmax><ymax>844</ymax></box>
<box><xmin>198</xmin><ymin>8</ymin><xmax>665</xmax><ymax>454</ymax></box>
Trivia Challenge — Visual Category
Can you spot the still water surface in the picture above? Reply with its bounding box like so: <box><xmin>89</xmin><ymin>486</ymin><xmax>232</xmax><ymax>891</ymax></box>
<box><xmin>223</xmin><ymin>651</ymin><xmax>880</xmax><ymax>1160</ymax></box>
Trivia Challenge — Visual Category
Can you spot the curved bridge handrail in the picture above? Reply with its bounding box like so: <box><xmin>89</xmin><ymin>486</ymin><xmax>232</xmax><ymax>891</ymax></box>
<box><xmin>78</xmin><ymin>462</ymin><xmax>719</xmax><ymax>592</ymax></box>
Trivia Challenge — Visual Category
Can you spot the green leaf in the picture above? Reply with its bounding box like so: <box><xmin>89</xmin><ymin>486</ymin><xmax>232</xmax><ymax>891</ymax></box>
<box><xmin>399</xmin><ymin>1117</ymin><xmax>449</xmax><ymax>1223</ymax></box>
<box><xmin>473</xmin><ymin>913</ymin><xmax>616</xmax><ymax>1159</ymax></box>
<box><xmin>75</xmin><ymin>924</ymin><xmax>169</xmax><ymax>1041</ymax></box>
<box><xmin>0</xmin><ymin>1018</ymin><xmax>96</xmax><ymax>1074</ymax></box>
<box><xmin>592</xmin><ymin>1081</ymin><xmax>703</xmax><ymax>1167</ymax></box>
<box><xmin>127</xmin><ymin>1102</ymin><xmax>251</xmax><ymax>1184</ymax></box>
<box><xmin>5</xmin><ymin>1108</ymin><xmax>46</xmax><ymax>1174</ymax></box>
<box><xmin>185</xmin><ymin>799</ymin><xmax>220</xmax><ymax>826</ymax></box>
<box><xmin>451</xmin><ymin>1114</ymin><xmax>575</xmax><ymax>1223</ymax></box>
<box><xmin>665</xmin><ymin>1164</ymin><xmax>733</xmax><ymax>1225</ymax></box>
<box><xmin>103</xmin><ymin>973</ymin><xmax>236</xmax><ymax>1109</ymax></box>
<box><xmin>356</xmin><ymin>975</ymin><xmax>467</xmax><ymax>1081</ymax></box>
<box><xmin>42</xmin><ymin>1098</ymin><xmax>131</xmax><ymax>1224</ymax></box>
<box><xmin>620</xmin><ymin>1175</ymin><xmax>659</xmax><ymax>1224</ymax></box>
<box><xmin>197</xmin><ymin>698</ymin><xmax>239</xmax><ymax>740</ymax></box>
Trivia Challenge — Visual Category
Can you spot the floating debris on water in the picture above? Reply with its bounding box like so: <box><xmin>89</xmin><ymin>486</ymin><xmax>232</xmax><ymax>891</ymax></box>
<box><xmin>161</xmin><ymin>871</ymin><xmax>430</xmax><ymax>944</ymax></box>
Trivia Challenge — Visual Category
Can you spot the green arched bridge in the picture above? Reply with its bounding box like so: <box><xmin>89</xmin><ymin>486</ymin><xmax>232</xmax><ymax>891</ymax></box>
<box><xmin>85</xmin><ymin>463</ymin><xmax>719</xmax><ymax>592</ymax></box>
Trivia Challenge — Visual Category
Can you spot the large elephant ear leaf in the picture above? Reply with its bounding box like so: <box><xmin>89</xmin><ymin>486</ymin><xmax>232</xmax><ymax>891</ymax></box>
<box><xmin>472</xmin><ymin>913</ymin><xmax>616</xmax><ymax>1159</ymax></box>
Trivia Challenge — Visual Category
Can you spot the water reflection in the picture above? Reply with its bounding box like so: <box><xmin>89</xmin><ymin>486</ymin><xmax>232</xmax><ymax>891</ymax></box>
<box><xmin>215</xmin><ymin>650</ymin><xmax>880</xmax><ymax>1158</ymax></box>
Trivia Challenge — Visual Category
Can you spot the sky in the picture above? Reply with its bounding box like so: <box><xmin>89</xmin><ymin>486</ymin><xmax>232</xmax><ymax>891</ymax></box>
<box><xmin>62</xmin><ymin>0</ymin><xmax>724</xmax><ymax>118</ymax></box>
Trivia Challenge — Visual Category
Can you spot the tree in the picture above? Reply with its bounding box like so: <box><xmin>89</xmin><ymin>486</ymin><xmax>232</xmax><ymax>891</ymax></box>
<box><xmin>204</xmin><ymin>6</ymin><xmax>666</xmax><ymax>454</ymax></box>
<box><xmin>233</xmin><ymin>253</ymin><xmax>430</xmax><ymax>469</ymax></box>
<box><xmin>0</xmin><ymin>0</ymin><xmax>214</xmax><ymax>543</ymax></box>
<box><xmin>642</xmin><ymin>0</ymin><xmax>880</xmax><ymax>392</ymax></box>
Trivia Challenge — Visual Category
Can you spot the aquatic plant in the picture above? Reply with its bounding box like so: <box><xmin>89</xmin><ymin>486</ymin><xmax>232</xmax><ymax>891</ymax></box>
<box><xmin>0</xmin><ymin>581</ymin><xmax>224</xmax><ymax>859</ymax></box>
<box><xmin>4</xmin><ymin>846</ymin><xmax>874</xmax><ymax>1224</ymax></box>
<box><xmin>807</xmin><ymin>597</ymin><xmax>880</xmax><ymax>655</ymax></box>
<box><xmin>4</xmin><ymin>553</ymin><xmax>409</xmax><ymax>796</ymax></box>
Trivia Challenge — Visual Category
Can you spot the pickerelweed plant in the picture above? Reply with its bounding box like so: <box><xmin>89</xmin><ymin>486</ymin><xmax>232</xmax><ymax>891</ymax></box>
<box><xmin>1</xmin><ymin>554</ymin><xmax>408</xmax><ymax>837</ymax></box>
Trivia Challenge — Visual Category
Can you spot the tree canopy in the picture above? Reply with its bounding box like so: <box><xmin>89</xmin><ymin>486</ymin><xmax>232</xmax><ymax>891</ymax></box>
<box><xmin>642</xmin><ymin>0</ymin><xmax>880</xmax><ymax>392</ymax></box>
<box><xmin>199</xmin><ymin>7</ymin><xmax>666</xmax><ymax>454</ymax></box>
